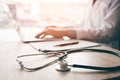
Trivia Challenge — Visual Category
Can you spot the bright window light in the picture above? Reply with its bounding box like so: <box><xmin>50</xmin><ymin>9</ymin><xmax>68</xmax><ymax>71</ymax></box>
<box><xmin>41</xmin><ymin>0</ymin><xmax>89</xmax><ymax>3</ymax></box>
<box><xmin>6</xmin><ymin>0</ymin><xmax>89</xmax><ymax>26</ymax></box>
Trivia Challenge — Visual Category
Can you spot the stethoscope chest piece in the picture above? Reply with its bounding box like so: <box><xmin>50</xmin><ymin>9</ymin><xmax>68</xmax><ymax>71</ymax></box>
<box><xmin>55</xmin><ymin>60</ymin><xmax>71</xmax><ymax>72</ymax></box>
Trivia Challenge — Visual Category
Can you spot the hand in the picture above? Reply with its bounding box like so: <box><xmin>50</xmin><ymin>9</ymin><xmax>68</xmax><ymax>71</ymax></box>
<box><xmin>35</xmin><ymin>25</ymin><xmax>77</xmax><ymax>39</ymax></box>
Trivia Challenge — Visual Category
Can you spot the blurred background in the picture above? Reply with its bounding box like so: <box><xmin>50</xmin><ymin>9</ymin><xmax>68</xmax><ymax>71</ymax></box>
<box><xmin>0</xmin><ymin>0</ymin><xmax>90</xmax><ymax>27</ymax></box>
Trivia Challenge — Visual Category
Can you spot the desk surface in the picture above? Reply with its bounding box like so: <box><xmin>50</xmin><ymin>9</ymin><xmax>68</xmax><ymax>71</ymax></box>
<box><xmin>0</xmin><ymin>28</ymin><xmax>120</xmax><ymax>80</ymax></box>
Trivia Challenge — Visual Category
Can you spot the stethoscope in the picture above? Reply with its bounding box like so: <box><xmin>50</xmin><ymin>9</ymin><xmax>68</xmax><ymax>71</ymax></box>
<box><xmin>16</xmin><ymin>45</ymin><xmax>120</xmax><ymax>72</ymax></box>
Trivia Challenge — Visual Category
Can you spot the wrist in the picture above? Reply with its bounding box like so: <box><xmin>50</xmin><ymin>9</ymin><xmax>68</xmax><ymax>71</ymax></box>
<box><xmin>67</xmin><ymin>28</ymin><xmax>77</xmax><ymax>39</ymax></box>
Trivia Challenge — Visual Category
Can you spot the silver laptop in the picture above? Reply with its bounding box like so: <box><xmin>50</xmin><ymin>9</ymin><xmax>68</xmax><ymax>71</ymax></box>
<box><xmin>18</xmin><ymin>26</ymin><xmax>62</xmax><ymax>43</ymax></box>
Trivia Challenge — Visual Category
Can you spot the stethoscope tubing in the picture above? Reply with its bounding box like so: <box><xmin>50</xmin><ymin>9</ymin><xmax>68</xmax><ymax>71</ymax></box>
<box><xmin>16</xmin><ymin>45</ymin><xmax>120</xmax><ymax>72</ymax></box>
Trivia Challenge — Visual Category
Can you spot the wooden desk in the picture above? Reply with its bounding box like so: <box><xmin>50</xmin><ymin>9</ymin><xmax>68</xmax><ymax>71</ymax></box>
<box><xmin>0</xmin><ymin>28</ymin><xmax>120</xmax><ymax>80</ymax></box>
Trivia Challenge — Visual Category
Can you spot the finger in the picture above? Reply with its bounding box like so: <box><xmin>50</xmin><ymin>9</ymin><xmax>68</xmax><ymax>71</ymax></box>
<box><xmin>45</xmin><ymin>26</ymin><xmax>57</xmax><ymax>29</ymax></box>
<box><xmin>39</xmin><ymin>34</ymin><xmax>46</xmax><ymax>39</ymax></box>
<box><xmin>35</xmin><ymin>31</ymin><xmax>45</xmax><ymax>39</ymax></box>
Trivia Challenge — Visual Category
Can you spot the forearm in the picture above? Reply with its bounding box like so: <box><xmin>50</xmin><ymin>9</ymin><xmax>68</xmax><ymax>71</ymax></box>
<box><xmin>67</xmin><ymin>28</ymin><xmax>77</xmax><ymax>39</ymax></box>
<box><xmin>76</xmin><ymin>25</ymin><xmax>120</xmax><ymax>43</ymax></box>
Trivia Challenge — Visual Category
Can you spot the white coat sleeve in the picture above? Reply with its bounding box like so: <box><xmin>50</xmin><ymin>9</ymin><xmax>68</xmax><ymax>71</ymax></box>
<box><xmin>75</xmin><ymin>0</ymin><xmax>120</xmax><ymax>43</ymax></box>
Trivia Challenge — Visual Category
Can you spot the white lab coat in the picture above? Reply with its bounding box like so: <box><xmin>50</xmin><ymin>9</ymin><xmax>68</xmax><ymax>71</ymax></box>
<box><xmin>75</xmin><ymin>0</ymin><xmax>120</xmax><ymax>49</ymax></box>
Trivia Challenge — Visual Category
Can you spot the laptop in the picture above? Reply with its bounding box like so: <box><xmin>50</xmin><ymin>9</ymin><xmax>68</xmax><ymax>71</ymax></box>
<box><xmin>18</xmin><ymin>26</ymin><xmax>63</xmax><ymax>43</ymax></box>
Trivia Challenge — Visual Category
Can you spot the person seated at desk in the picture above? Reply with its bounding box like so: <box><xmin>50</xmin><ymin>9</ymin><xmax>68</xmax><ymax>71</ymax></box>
<box><xmin>35</xmin><ymin>0</ymin><xmax>120</xmax><ymax>50</ymax></box>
